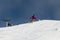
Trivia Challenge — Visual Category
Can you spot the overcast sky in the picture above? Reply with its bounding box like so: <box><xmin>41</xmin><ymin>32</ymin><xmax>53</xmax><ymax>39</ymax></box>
<box><xmin>0</xmin><ymin>0</ymin><xmax>60</xmax><ymax>27</ymax></box>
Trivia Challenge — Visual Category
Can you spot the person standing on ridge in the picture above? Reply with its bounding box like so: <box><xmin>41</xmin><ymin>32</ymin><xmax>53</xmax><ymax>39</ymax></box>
<box><xmin>8</xmin><ymin>23</ymin><xmax>13</xmax><ymax>26</ymax></box>
<box><xmin>30</xmin><ymin>14</ymin><xmax>36</xmax><ymax>22</ymax></box>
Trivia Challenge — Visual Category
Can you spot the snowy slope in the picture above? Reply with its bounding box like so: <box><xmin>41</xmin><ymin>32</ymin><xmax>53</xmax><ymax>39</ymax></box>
<box><xmin>0</xmin><ymin>20</ymin><xmax>60</xmax><ymax>40</ymax></box>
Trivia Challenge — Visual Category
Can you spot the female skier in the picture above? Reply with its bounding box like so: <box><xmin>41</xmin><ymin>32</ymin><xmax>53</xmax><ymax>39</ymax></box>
<box><xmin>30</xmin><ymin>14</ymin><xmax>36</xmax><ymax>22</ymax></box>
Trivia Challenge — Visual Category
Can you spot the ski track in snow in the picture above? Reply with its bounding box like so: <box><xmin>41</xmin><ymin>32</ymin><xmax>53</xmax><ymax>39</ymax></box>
<box><xmin>0</xmin><ymin>20</ymin><xmax>60</xmax><ymax>40</ymax></box>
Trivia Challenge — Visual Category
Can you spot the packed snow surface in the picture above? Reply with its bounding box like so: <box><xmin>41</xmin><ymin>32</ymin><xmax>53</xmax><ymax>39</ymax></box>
<box><xmin>0</xmin><ymin>20</ymin><xmax>60</xmax><ymax>40</ymax></box>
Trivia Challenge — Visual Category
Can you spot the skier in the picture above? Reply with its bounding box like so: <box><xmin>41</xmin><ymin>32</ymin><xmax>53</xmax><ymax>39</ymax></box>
<box><xmin>30</xmin><ymin>14</ymin><xmax>36</xmax><ymax>22</ymax></box>
<box><xmin>8</xmin><ymin>23</ymin><xmax>12</xmax><ymax>26</ymax></box>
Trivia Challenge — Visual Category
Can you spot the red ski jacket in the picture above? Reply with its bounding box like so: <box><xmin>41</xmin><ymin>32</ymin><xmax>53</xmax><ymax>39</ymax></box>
<box><xmin>31</xmin><ymin>15</ymin><xmax>36</xmax><ymax>19</ymax></box>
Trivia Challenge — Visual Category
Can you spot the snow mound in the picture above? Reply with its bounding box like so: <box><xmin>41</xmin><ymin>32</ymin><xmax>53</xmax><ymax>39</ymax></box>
<box><xmin>0</xmin><ymin>20</ymin><xmax>60</xmax><ymax>40</ymax></box>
